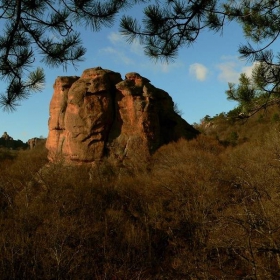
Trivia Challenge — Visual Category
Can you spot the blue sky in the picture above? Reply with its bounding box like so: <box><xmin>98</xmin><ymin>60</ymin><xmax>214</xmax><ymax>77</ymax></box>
<box><xmin>0</xmin><ymin>11</ymin><xmax>260</xmax><ymax>142</ymax></box>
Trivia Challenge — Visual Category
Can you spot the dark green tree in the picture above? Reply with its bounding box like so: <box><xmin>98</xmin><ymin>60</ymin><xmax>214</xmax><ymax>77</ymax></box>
<box><xmin>2</xmin><ymin>0</ymin><xmax>280</xmax><ymax>111</ymax></box>
<box><xmin>120</xmin><ymin>0</ymin><xmax>280</xmax><ymax>109</ymax></box>
<box><xmin>120</xmin><ymin>1</ymin><xmax>280</xmax><ymax>62</ymax></box>
<box><xmin>120</xmin><ymin>0</ymin><xmax>227</xmax><ymax>59</ymax></box>
<box><xmin>226</xmin><ymin>62</ymin><xmax>280</xmax><ymax>118</ymax></box>
<box><xmin>226</xmin><ymin>73</ymin><xmax>257</xmax><ymax>114</ymax></box>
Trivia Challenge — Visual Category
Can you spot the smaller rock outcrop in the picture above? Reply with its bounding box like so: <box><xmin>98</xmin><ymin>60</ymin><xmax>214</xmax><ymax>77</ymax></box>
<box><xmin>0</xmin><ymin>132</ymin><xmax>28</xmax><ymax>150</ymax></box>
<box><xmin>28</xmin><ymin>137</ymin><xmax>46</xmax><ymax>149</ymax></box>
<box><xmin>1</xmin><ymin>132</ymin><xmax>13</xmax><ymax>141</ymax></box>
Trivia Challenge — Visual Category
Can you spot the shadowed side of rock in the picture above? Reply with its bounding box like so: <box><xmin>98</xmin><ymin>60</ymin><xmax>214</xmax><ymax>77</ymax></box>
<box><xmin>107</xmin><ymin>72</ymin><xmax>198</xmax><ymax>163</ymax></box>
<box><xmin>46</xmin><ymin>67</ymin><xmax>199</xmax><ymax>164</ymax></box>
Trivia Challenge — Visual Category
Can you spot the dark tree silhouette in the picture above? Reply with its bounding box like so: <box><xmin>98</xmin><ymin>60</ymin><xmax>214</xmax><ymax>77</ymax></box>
<box><xmin>0</xmin><ymin>0</ymin><xmax>144</xmax><ymax>111</ymax></box>
<box><xmin>1</xmin><ymin>0</ymin><xmax>280</xmax><ymax>111</ymax></box>
<box><xmin>120</xmin><ymin>0</ymin><xmax>280</xmax><ymax>108</ymax></box>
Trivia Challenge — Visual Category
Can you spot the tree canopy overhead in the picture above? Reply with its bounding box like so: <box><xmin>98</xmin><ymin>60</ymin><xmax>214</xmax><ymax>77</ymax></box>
<box><xmin>0</xmin><ymin>0</ymin><xmax>143</xmax><ymax>111</ymax></box>
<box><xmin>1</xmin><ymin>0</ymin><xmax>280</xmax><ymax>111</ymax></box>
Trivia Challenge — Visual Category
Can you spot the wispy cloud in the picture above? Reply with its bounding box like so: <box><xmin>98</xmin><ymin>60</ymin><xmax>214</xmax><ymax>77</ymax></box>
<box><xmin>242</xmin><ymin>62</ymin><xmax>259</xmax><ymax>78</ymax></box>
<box><xmin>141</xmin><ymin>60</ymin><xmax>184</xmax><ymax>73</ymax></box>
<box><xmin>217</xmin><ymin>61</ymin><xmax>240</xmax><ymax>83</ymax></box>
<box><xmin>100</xmin><ymin>47</ymin><xmax>135</xmax><ymax>65</ymax></box>
<box><xmin>108</xmin><ymin>32</ymin><xmax>143</xmax><ymax>55</ymax></box>
<box><xmin>108</xmin><ymin>32</ymin><xmax>123</xmax><ymax>45</ymax></box>
<box><xmin>189</xmin><ymin>63</ymin><xmax>209</xmax><ymax>81</ymax></box>
<box><xmin>217</xmin><ymin>56</ymin><xmax>258</xmax><ymax>83</ymax></box>
<box><xmin>103</xmin><ymin>32</ymin><xmax>183</xmax><ymax>73</ymax></box>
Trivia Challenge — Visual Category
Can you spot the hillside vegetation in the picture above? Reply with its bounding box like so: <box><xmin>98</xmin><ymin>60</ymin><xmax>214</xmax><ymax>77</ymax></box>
<box><xmin>1</xmin><ymin>108</ymin><xmax>280</xmax><ymax>279</ymax></box>
<box><xmin>197</xmin><ymin>102</ymin><xmax>280</xmax><ymax>145</ymax></box>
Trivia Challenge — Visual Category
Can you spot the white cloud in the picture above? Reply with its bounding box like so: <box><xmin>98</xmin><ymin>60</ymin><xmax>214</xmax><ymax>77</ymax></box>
<box><xmin>108</xmin><ymin>32</ymin><xmax>143</xmax><ymax>55</ymax></box>
<box><xmin>189</xmin><ymin>63</ymin><xmax>209</xmax><ymax>81</ymax></box>
<box><xmin>100</xmin><ymin>47</ymin><xmax>134</xmax><ymax>65</ymax></box>
<box><xmin>104</xmin><ymin>32</ymin><xmax>183</xmax><ymax>73</ymax></box>
<box><xmin>217</xmin><ymin>57</ymin><xmax>259</xmax><ymax>83</ymax></box>
<box><xmin>129</xmin><ymin>39</ymin><xmax>144</xmax><ymax>55</ymax></box>
<box><xmin>144</xmin><ymin>60</ymin><xmax>183</xmax><ymax>73</ymax></box>
<box><xmin>161</xmin><ymin>62</ymin><xmax>172</xmax><ymax>73</ymax></box>
<box><xmin>242</xmin><ymin>62</ymin><xmax>260</xmax><ymax>78</ymax></box>
<box><xmin>108</xmin><ymin>32</ymin><xmax>123</xmax><ymax>45</ymax></box>
<box><xmin>217</xmin><ymin>61</ymin><xmax>240</xmax><ymax>83</ymax></box>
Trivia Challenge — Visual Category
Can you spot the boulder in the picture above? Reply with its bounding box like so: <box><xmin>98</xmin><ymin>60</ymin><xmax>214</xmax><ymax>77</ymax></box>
<box><xmin>46</xmin><ymin>67</ymin><xmax>198</xmax><ymax>164</ymax></box>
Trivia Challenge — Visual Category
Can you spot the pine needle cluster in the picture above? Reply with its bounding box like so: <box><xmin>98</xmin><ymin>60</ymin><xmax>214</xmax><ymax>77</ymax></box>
<box><xmin>0</xmin><ymin>0</ymin><xmax>143</xmax><ymax>110</ymax></box>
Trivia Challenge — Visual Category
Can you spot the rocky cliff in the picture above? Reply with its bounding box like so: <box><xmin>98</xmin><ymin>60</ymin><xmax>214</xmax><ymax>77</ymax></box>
<box><xmin>0</xmin><ymin>132</ymin><xmax>28</xmax><ymax>150</ymax></box>
<box><xmin>46</xmin><ymin>67</ymin><xmax>198</xmax><ymax>164</ymax></box>
<box><xmin>28</xmin><ymin>137</ymin><xmax>46</xmax><ymax>149</ymax></box>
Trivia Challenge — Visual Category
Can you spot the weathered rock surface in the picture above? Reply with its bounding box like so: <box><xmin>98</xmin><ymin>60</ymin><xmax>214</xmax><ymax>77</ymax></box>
<box><xmin>46</xmin><ymin>67</ymin><xmax>198</xmax><ymax>164</ymax></box>
<box><xmin>28</xmin><ymin>137</ymin><xmax>46</xmax><ymax>149</ymax></box>
<box><xmin>1</xmin><ymin>132</ymin><xmax>13</xmax><ymax>141</ymax></box>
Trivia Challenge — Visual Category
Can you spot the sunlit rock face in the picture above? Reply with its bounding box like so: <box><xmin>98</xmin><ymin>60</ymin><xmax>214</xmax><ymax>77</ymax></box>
<box><xmin>28</xmin><ymin>137</ymin><xmax>45</xmax><ymax>149</ymax></box>
<box><xmin>46</xmin><ymin>67</ymin><xmax>198</xmax><ymax>164</ymax></box>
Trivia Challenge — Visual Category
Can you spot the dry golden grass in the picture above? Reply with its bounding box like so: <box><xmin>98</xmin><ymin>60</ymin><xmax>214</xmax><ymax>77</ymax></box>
<box><xmin>1</xmin><ymin>115</ymin><xmax>280</xmax><ymax>278</ymax></box>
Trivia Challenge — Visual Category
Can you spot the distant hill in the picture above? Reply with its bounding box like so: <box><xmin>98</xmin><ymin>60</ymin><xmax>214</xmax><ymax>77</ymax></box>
<box><xmin>0</xmin><ymin>132</ymin><xmax>47</xmax><ymax>150</ymax></box>
<box><xmin>0</xmin><ymin>132</ymin><xmax>28</xmax><ymax>150</ymax></box>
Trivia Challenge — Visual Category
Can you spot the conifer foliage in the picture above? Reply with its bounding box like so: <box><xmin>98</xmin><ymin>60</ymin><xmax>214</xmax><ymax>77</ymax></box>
<box><xmin>120</xmin><ymin>0</ymin><xmax>280</xmax><ymax>107</ymax></box>
<box><xmin>0</xmin><ymin>0</ymin><xmax>141</xmax><ymax>111</ymax></box>
<box><xmin>1</xmin><ymin>0</ymin><xmax>280</xmax><ymax>110</ymax></box>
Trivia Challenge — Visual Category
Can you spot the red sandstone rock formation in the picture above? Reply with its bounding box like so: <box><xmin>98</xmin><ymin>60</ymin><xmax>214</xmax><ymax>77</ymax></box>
<box><xmin>46</xmin><ymin>67</ymin><xmax>198</xmax><ymax>164</ymax></box>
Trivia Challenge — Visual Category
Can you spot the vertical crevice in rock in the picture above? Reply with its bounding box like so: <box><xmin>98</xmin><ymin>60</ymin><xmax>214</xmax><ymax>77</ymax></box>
<box><xmin>46</xmin><ymin>76</ymin><xmax>79</xmax><ymax>161</ymax></box>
